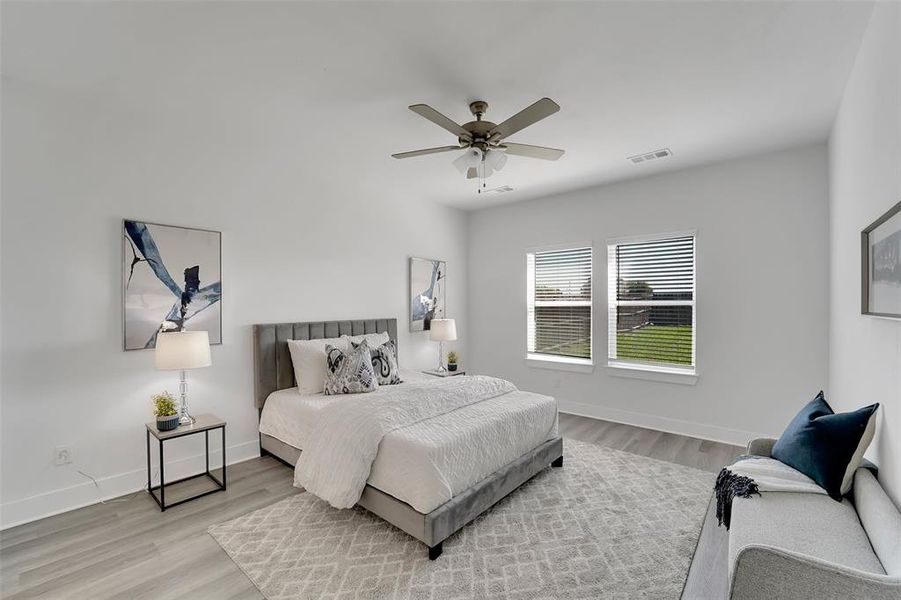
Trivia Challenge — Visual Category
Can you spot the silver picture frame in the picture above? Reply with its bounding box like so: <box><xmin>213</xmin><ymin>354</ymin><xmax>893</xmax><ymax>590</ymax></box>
<box><xmin>861</xmin><ymin>199</ymin><xmax>901</xmax><ymax>319</ymax></box>
<box><xmin>122</xmin><ymin>219</ymin><xmax>223</xmax><ymax>350</ymax></box>
<box><xmin>409</xmin><ymin>256</ymin><xmax>446</xmax><ymax>332</ymax></box>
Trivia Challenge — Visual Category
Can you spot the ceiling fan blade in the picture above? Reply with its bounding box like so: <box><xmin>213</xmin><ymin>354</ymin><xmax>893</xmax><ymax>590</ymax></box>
<box><xmin>408</xmin><ymin>104</ymin><xmax>472</xmax><ymax>141</ymax></box>
<box><xmin>466</xmin><ymin>167</ymin><xmax>478</xmax><ymax>179</ymax></box>
<box><xmin>500</xmin><ymin>142</ymin><xmax>565</xmax><ymax>161</ymax></box>
<box><xmin>489</xmin><ymin>98</ymin><xmax>560</xmax><ymax>140</ymax></box>
<box><xmin>392</xmin><ymin>145</ymin><xmax>465</xmax><ymax>159</ymax></box>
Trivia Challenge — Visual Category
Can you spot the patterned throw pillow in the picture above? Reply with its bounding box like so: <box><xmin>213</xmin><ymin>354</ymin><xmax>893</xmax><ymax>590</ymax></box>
<box><xmin>323</xmin><ymin>340</ymin><xmax>378</xmax><ymax>395</ymax></box>
<box><xmin>352</xmin><ymin>339</ymin><xmax>402</xmax><ymax>386</ymax></box>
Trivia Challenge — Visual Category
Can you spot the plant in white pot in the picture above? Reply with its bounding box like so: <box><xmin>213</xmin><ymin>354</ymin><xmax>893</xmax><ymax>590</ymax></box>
<box><xmin>447</xmin><ymin>351</ymin><xmax>459</xmax><ymax>372</ymax></box>
<box><xmin>153</xmin><ymin>392</ymin><xmax>180</xmax><ymax>431</ymax></box>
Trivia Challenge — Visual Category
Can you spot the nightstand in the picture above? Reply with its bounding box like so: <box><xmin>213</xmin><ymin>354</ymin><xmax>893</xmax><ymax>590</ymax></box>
<box><xmin>146</xmin><ymin>413</ymin><xmax>226</xmax><ymax>511</ymax></box>
<box><xmin>422</xmin><ymin>369</ymin><xmax>466</xmax><ymax>377</ymax></box>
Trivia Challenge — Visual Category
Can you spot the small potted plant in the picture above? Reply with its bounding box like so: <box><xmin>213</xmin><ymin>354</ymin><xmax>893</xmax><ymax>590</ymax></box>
<box><xmin>447</xmin><ymin>351</ymin><xmax>459</xmax><ymax>372</ymax></box>
<box><xmin>153</xmin><ymin>392</ymin><xmax>180</xmax><ymax>431</ymax></box>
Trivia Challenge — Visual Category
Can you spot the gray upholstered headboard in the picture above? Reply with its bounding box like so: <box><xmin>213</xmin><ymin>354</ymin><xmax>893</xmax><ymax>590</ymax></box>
<box><xmin>253</xmin><ymin>318</ymin><xmax>398</xmax><ymax>409</ymax></box>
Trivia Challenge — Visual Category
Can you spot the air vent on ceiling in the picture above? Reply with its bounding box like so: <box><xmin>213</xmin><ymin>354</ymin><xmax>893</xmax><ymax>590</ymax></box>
<box><xmin>485</xmin><ymin>185</ymin><xmax>514</xmax><ymax>194</ymax></box>
<box><xmin>627</xmin><ymin>148</ymin><xmax>672</xmax><ymax>164</ymax></box>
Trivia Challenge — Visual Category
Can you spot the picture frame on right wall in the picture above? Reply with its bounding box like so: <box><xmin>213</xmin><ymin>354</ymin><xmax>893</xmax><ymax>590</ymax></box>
<box><xmin>862</xmin><ymin>199</ymin><xmax>901</xmax><ymax>319</ymax></box>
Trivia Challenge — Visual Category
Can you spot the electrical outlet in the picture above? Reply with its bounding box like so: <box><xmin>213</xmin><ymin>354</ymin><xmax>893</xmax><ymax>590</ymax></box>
<box><xmin>54</xmin><ymin>445</ymin><xmax>73</xmax><ymax>466</ymax></box>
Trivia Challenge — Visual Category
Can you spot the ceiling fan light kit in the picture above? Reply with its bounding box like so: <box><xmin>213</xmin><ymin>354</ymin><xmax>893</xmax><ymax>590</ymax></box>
<box><xmin>392</xmin><ymin>97</ymin><xmax>565</xmax><ymax>192</ymax></box>
<box><xmin>453</xmin><ymin>147</ymin><xmax>483</xmax><ymax>174</ymax></box>
<box><xmin>485</xmin><ymin>148</ymin><xmax>507</xmax><ymax>171</ymax></box>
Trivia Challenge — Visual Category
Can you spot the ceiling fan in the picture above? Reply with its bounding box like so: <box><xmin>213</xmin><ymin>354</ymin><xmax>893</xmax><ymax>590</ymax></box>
<box><xmin>392</xmin><ymin>98</ymin><xmax>565</xmax><ymax>184</ymax></box>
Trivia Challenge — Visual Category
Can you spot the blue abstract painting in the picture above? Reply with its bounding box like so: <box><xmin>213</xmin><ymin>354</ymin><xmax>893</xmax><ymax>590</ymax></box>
<box><xmin>123</xmin><ymin>220</ymin><xmax>222</xmax><ymax>350</ymax></box>
<box><xmin>410</xmin><ymin>257</ymin><xmax>445</xmax><ymax>332</ymax></box>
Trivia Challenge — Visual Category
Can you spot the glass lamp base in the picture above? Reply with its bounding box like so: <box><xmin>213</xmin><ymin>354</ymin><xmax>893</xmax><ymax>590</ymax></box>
<box><xmin>178</xmin><ymin>370</ymin><xmax>195</xmax><ymax>425</ymax></box>
<box><xmin>435</xmin><ymin>340</ymin><xmax>447</xmax><ymax>373</ymax></box>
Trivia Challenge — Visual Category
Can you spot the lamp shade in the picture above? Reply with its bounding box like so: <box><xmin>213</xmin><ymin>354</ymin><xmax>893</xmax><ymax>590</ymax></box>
<box><xmin>154</xmin><ymin>331</ymin><xmax>212</xmax><ymax>370</ymax></box>
<box><xmin>429</xmin><ymin>319</ymin><xmax>457</xmax><ymax>342</ymax></box>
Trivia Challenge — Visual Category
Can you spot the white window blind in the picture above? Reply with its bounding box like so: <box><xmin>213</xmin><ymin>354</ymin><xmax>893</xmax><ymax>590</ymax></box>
<box><xmin>527</xmin><ymin>246</ymin><xmax>592</xmax><ymax>361</ymax></box>
<box><xmin>607</xmin><ymin>235</ymin><xmax>695</xmax><ymax>370</ymax></box>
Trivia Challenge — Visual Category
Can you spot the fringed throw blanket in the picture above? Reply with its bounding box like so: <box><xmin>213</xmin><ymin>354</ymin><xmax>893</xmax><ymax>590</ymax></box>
<box><xmin>714</xmin><ymin>456</ymin><xmax>827</xmax><ymax>529</ymax></box>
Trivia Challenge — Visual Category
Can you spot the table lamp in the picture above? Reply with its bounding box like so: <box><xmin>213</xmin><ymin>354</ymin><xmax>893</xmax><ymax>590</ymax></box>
<box><xmin>155</xmin><ymin>330</ymin><xmax>211</xmax><ymax>425</ymax></box>
<box><xmin>429</xmin><ymin>319</ymin><xmax>457</xmax><ymax>373</ymax></box>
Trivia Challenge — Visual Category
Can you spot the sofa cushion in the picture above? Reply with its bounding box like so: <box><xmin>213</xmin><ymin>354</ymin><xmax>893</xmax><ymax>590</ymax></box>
<box><xmin>729</xmin><ymin>491</ymin><xmax>885</xmax><ymax>580</ymax></box>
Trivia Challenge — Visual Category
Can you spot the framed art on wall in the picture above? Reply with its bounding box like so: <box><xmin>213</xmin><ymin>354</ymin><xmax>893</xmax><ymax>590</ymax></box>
<box><xmin>123</xmin><ymin>219</ymin><xmax>222</xmax><ymax>350</ymax></box>
<box><xmin>862</xmin><ymin>199</ymin><xmax>901</xmax><ymax>319</ymax></box>
<box><xmin>410</xmin><ymin>256</ymin><xmax>446</xmax><ymax>332</ymax></box>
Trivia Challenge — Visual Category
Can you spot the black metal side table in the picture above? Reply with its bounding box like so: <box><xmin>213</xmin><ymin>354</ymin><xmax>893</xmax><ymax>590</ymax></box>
<box><xmin>146</xmin><ymin>413</ymin><xmax>226</xmax><ymax>511</ymax></box>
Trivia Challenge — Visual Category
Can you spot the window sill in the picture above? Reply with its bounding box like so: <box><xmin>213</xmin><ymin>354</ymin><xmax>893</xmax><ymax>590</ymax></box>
<box><xmin>606</xmin><ymin>361</ymin><xmax>698</xmax><ymax>385</ymax></box>
<box><xmin>525</xmin><ymin>353</ymin><xmax>595</xmax><ymax>374</ymax></box>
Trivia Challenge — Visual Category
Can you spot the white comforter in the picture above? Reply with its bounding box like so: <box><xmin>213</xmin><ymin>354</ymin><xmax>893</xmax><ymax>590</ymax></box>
<box><xmin>259</xmin><ymin>374</ymin><xmax>558</xmax><ymax>513</ymax></box>
<box><xmin>294</xmin><ymin>375</ymin><xmax>518</xmax><ymax>509</ymax></box>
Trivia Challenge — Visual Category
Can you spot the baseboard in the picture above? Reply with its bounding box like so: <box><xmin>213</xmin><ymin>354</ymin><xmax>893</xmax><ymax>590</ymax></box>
<box><xmin>558</xmin><ymin>400</ymin><xmax>770</xmax><ymax>447</ymax></box>
<box><xmin>1</xmin><ymin>409</ymin><xmax>762</xmax><ymax>529</ymax></box>
<box><xmin>0</xmin><ymin>439</ymin><xmax>260</xmax><ymax>530</ymax></box>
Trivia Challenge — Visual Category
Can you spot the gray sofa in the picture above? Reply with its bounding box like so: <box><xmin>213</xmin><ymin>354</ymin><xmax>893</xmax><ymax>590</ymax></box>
<box><xmin>727</xmin><ymin>438</ymin><xmax>901</xmax><ymax>599</ymax></box>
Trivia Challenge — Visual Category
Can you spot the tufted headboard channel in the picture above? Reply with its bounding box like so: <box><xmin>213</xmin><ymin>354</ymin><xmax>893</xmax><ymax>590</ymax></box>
<box><xmin>252</xmin><ymin>318</ymin><xmax>398</xmax><ymax>409</ymax></box>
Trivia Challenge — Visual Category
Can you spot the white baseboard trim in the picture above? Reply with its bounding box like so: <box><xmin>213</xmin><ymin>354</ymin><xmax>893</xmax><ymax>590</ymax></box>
<box><xmin>0</xmin><ymin>439</ymin><xmax>260</xmax><ymax>530</ymax></box>
<box><xmin>558</xmin><ymin>399</ymin><xmax>771</xmax><ymax>447</ymax></box>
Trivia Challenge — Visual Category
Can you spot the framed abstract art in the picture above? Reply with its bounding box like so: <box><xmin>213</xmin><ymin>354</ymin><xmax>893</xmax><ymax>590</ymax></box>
<box><xmin>409</xmin><ymin>256</ymin><xmax>446</xmax><ymax>332</ymax></box>
<box><xmin>123</xmin><ymin>219</ymin><xmax>222</xmax><ymax>350</ymax></box>
<box><xmin>862</xmin><ymin>200</ymin><xmax>901</xmax><ymax>319</ymax></box>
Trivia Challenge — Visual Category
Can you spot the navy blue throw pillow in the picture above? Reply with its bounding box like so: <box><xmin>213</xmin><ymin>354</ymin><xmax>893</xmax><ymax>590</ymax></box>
<box><xmin>772</xmin><ymin>392</ymin><xmax>878</xmax><ymax>500</ymax></box>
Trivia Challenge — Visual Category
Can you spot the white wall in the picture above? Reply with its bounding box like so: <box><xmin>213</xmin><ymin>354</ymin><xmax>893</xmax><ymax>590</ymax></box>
<box><xmin>468</xmin><ymin>145</ymin><xmax>829</xmax><ymax>445</ymax></box>
<box><xmin>828</xmin><ymin>2</ymin><xmax>901</xmax><ymax>507</ymax></box>
<box><xmin>0</xmin><ymin>78</ymin><xmax>468</xmax><ymax>528</ymax></box>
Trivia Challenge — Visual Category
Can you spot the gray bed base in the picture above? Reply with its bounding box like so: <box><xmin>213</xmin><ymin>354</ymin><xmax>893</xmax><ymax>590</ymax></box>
<box><xmin>254</xmin><ymin>319</ymin><xmax>564</xmax><ymax>560</ymax></box>
<box><xmin>260</xmin><ymin>434</ymin><xmax>563</xmax><ymax>559</ymax></box>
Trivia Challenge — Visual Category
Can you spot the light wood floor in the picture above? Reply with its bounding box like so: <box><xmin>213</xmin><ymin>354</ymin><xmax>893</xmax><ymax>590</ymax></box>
<box><xmin>0</xmin><ymin>415</ymin><xmax>742</xmax><ymax>599</ymax></box>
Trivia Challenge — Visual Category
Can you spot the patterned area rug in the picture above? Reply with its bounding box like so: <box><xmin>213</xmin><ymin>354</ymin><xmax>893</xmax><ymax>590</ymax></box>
<box><xmin>209</xmin><ymin>439</ymin><xmax>714</xmax><ymax>599</ymax></box>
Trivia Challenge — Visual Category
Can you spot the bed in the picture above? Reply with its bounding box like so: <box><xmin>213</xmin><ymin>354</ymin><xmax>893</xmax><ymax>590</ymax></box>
<box><xmin>254</xmin><ymin>318</ymin><xmax>563</xmax><ymax>560</ymax></box>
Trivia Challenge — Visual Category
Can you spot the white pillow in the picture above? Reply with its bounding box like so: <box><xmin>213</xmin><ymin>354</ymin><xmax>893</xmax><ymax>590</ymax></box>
<box><xmin>287</xmin><ymin>337</ymin><xmax>348</xmax><ymax>395</ymax></box>
<box><xmin>342</xmin><ymin>331</ymin><xmax>390</xmax><ymax>349</ymax></box>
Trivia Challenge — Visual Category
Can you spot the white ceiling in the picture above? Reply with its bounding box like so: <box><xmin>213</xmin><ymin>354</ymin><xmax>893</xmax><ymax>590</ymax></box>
<box><xmin>2</xmin><ymin>1</ymin><xmax>874</xmax><ymax>210</ymax></box>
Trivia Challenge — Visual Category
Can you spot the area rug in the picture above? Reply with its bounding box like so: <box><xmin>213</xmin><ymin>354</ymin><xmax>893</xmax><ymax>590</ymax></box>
<box><xmin>209</xmin><ymin>439</ymin><xmax>714</xmax><ymax>599</ymax></box>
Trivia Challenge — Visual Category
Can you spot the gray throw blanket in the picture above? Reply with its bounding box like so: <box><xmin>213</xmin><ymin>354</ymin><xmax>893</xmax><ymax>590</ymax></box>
<box><xmin>715</xmin><ymin>455</ymin><xmax>826</xmax><ymax>529</ymax></box>
<box><xmin>715</xmin><ymin>455</ymin><xmax>879</xmax><ymax>529</ymax></box>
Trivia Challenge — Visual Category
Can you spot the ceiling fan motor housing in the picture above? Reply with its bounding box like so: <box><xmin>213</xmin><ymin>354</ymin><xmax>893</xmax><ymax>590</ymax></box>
<box><xmin>459</xmin><ymin>100</ymin><xmax>496</xmax><ymax>149</ymax></box>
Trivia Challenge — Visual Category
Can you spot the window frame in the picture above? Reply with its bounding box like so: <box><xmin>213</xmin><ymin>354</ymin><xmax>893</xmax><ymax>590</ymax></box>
<box><xmin>525</xmin><ymin>242</ymin><xmax>594</xmax><ymax>371</ymax></box>
<box><xmin>606</xmin><ymin>230</ymin><xmax>698</xmax><ymax>382</ymax></box>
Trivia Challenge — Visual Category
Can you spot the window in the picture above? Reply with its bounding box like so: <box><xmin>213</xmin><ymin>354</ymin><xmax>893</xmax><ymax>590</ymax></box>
<box><xmin>527</xmin><ymin>246</ymin><xmax>592</xmax><ymax>364</ymax></box>
<box><xmin>607</xmin><ymin>233</ymin><xmax>695</xmax><ymax>374</ymax></box>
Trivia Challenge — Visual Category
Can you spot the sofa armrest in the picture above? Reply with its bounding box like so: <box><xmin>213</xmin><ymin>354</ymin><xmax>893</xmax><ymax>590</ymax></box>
<box><xmin>746</xmin><ymin>438</ymin><xmax>777</xmax><ymax>457</ymax></box>
<box><xmin>730</xmin><ymin>544</ymin><xmax>901</xmax><ymax>600</ymax></box>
